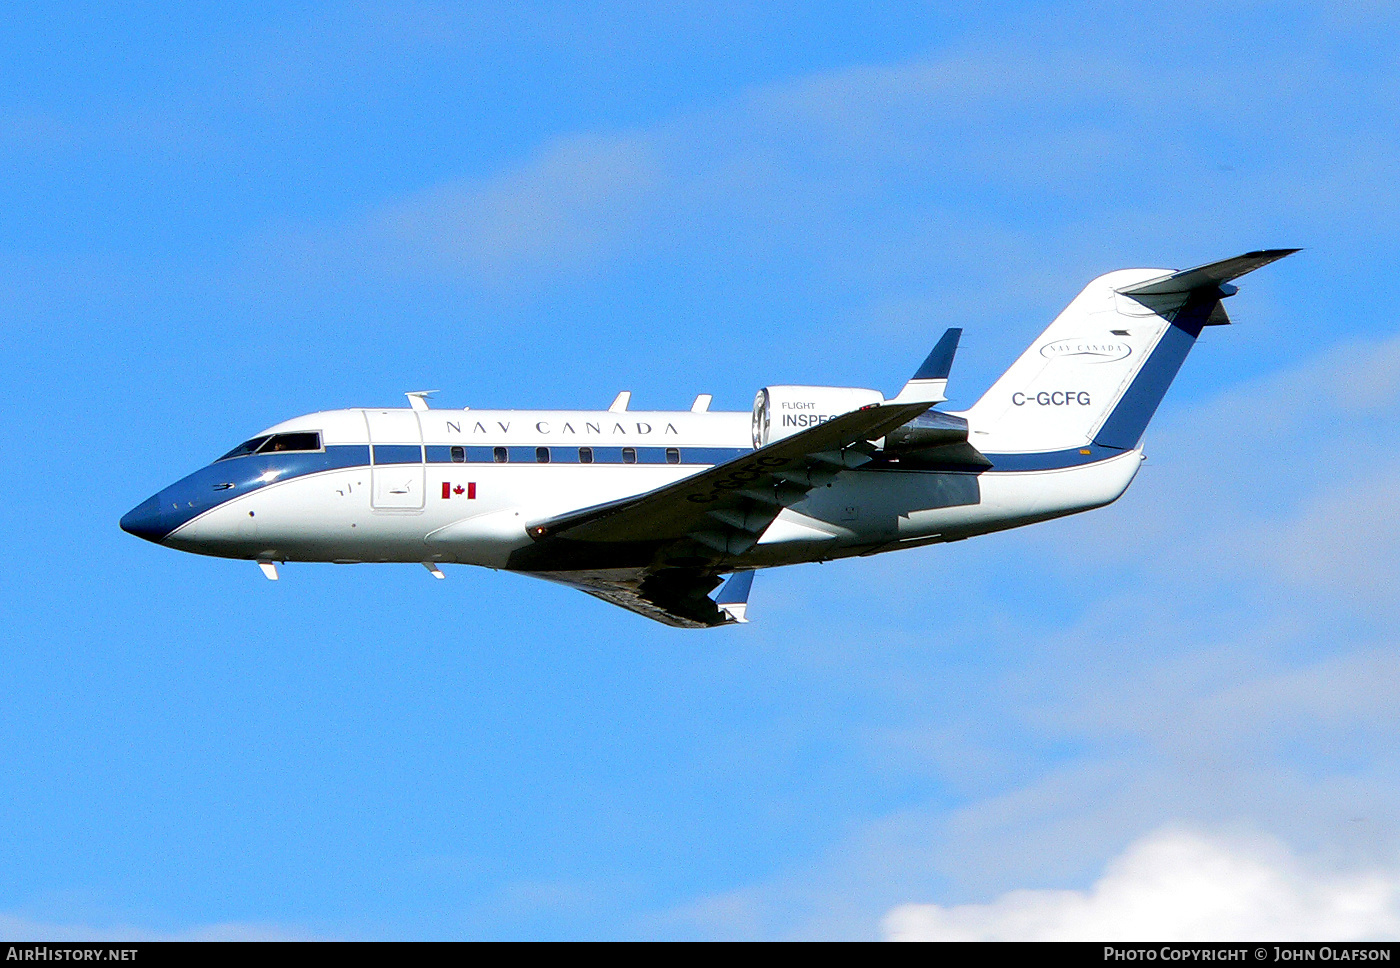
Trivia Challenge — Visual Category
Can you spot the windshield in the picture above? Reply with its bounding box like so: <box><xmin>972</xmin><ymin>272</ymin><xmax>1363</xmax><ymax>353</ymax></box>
<box><xmin>260</xmin><ymin>432</ymin><xmax>321</xmax><ymax>453</ymax></box>
<box><xmin>215</xmin><ymin>432</ymin><xmax>322</xmax><ymax>461</ymax></box>
<box><xmin>216</xmin><ymin>436</ymin><xmax>270</xmax><ymax>461</ymax></box>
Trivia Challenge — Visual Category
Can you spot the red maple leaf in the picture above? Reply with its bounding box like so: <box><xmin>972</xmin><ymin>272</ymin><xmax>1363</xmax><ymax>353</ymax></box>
<box><xmin>453</xmin><ymin>485</ymin><xmax>465</xmax><ymax>495</ymax></box>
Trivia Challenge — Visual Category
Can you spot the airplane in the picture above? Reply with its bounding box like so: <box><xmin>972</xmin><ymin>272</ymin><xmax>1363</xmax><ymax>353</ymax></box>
<box><xmin>121</xmin><ymin>250</ymin><xmax>1296</xmax><ymax>628</ymax></box>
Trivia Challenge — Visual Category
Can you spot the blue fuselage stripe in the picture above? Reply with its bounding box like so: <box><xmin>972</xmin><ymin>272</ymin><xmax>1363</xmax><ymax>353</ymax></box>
<box><xmin>979</xmin><ymin>443</ymin><xmax>1127</xmax><ymax>471</ymax></box>
<box><xmin>372</xmin><ymin>444</ymin><xmax>424</xmax><ymax>464</ymax></box>
<box><xmin>421</xmin><ymin>445</ymin><xmax>752</xmax><ymax>465</ymax></box>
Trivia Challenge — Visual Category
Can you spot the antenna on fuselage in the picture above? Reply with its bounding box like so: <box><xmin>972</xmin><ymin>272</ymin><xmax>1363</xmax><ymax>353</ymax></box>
<box><xmin>609</xmin><ymin>391</ymin><xmax>631</xmax><ymax>412</ymax></box>
<box><xmin>405</xmin><ymin>390</ymin><xmax>438</xmax><ymax>411</ymax></box>
<box><xmin>691</xmin><ymin>394</ymin><xmax>712</xmax><ymax>412</ymax></box>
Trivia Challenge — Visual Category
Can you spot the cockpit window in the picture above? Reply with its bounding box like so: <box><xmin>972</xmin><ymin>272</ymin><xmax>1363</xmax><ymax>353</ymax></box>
<box><xmin>258</xmin><ymin>432</ymin><xmax>322</xmax><ymax>454</ymax></box>
<box><xmin>216</xmin><ymin>436</ymin><xmax>270</xmax><ymax>461</ymax></box>
<box><xmin>218</xmin><ymin>432</ymin><xmax>322</xmax><ymax>460</ymax></box>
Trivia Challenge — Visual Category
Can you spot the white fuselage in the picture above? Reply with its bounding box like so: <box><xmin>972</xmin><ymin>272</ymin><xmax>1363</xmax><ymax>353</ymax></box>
<box><xmin>134</xmin><ymin>404</ymin><xmax>1142</xmax><ymax>576</ymax></box>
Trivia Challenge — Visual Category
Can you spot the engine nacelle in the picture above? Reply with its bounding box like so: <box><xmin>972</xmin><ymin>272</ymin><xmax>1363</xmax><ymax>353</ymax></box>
<box><xmin>751</xmin><ymin>385</ymin><xmax>884</xmax><ymax>448</ymax></box>
<box><xmin>881</xmin><ymin>409</ymin><xmax>992</xmax><ymax>468</ymax></box>
<box><xmin>882</xmin><ymin>409</ymin><xmax>972</xmax><ymax>452</ymax></box>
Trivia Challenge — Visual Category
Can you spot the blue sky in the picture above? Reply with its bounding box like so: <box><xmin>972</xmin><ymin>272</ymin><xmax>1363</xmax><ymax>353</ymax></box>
<box><xmin>3</xmin><ymin>1</ymin><xmax>1400</xmax><ymax>940</ymax></box>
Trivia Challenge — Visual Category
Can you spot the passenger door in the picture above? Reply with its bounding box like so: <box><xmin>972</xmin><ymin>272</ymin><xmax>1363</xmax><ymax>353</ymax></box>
<box><xmin>364</xmin><ymin>409</ymin><xmax>425</xmax><ymax>510</ymax></box>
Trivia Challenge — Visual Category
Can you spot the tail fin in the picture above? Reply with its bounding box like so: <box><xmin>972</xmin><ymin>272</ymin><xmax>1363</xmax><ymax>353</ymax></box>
<box><xmin>959</xmin><ymin>250</ymin><xmax>1297</xmax><ymax>452</ymax></box>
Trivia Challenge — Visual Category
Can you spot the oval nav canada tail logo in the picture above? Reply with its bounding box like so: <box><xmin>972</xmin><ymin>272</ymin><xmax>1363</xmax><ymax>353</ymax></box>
<box><xmin>1040</xmin><ymin>340</ymin><xmax>1132</xmax><ymax>363</ymax></box>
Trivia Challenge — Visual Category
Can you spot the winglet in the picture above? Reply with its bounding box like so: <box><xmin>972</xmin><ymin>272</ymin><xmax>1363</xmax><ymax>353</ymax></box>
<box><xmin>892</xmin><ymin>328</ymin><xmax>962</xmax><ymax>404</ymax></box>
<box><xmin>715</xmin><ymin>570</ymin><xmax>754</xmax><ymax>624</ymax></box>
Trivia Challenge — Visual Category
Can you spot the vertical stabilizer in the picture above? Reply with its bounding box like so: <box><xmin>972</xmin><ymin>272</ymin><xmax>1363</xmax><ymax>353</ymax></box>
<box><xmin>958</xmin><ymin>251</ymin><xmax>1295</xmax><ymax>453</ymax></box>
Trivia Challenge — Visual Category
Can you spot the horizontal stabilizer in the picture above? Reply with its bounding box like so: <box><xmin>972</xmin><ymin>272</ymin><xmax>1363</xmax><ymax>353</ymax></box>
<box><xmin>1118</xmin><ymin>249</ymin><xmax>1299</xmax><ymax>297</ymax></box>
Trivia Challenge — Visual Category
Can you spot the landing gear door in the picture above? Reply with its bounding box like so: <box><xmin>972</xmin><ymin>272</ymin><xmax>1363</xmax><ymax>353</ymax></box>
<box><xmin>364</xmin><ymin>409</ymin><xmax>425</xmax><ymax>510</ymax></box>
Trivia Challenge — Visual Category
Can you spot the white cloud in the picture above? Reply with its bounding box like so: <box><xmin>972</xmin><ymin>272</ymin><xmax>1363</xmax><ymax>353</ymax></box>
<box><xmin>884</xmin><ymin>827</ymin><xmax>1400</xmax><ymax>941</ymax></box>
<box><xmin>363</xmin><ymin>132</ymin><xmax>662</xmax><ymax>283</ymax></box>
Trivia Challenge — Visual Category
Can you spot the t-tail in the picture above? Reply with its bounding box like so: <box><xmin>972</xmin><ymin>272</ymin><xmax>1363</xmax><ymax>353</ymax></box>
<box><xmin>957</xmin><ymin>250</ymin><xmax>1299</xmax><ymax>454</ymax></box>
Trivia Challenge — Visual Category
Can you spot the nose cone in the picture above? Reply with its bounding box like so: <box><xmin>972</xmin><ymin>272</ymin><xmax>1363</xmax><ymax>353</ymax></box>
<box><xmin>120</xmin><ymin>495</ymin><xmax>172</xmax><ymax>543</ymax></box>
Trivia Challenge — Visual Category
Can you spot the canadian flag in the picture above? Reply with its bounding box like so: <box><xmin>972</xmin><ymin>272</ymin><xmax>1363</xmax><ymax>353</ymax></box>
<box><xmin>441</xmin><ymin>482</ymin><xmax>477</xmax><ymax>499</ymax></box>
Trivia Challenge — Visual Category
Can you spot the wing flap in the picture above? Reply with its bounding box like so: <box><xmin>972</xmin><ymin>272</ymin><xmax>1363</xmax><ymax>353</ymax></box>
<box><xmin>539</xmin><ymin>569</ymin><xmax>731</xmax><ymax>628</ymax></box>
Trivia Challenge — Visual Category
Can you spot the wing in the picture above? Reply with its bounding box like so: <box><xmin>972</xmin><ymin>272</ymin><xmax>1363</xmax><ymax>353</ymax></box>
<box><xmin>539</xmin><ymin>569</ymin><xmax>753</xmax><ymax>629</ymax></box>
<box><xmin>527</xmin><ymin>401</ymin><xmax>932</xmax><ymax>551</ymax></box>
<box><xmin>515</xmin><ymin>401</ymin><xmax>932</xmax><ymax>627</ymax></box>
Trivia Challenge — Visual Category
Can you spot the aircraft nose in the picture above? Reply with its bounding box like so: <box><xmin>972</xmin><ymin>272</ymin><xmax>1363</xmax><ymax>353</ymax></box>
<box><xmin>120</xmin><ymin>495</ymin><xmax>172</xmax><ymax>544</ymax></box>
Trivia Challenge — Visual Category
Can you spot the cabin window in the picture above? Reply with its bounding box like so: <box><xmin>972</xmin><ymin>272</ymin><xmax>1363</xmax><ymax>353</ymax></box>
<box><xmin>536</xmin><ymin>447</ymin><xmax>550</xmax><ymax>464</ymax></box>
<box><xmin>258</xmin><ymin>432</ymin><xmax>321</xmax><ymax>454</ymax></box>
<box><xmin>451</xmin><ymin>446</ymin><xmax>465</xmax><ymax>463</ymax></box>
<box><xmin>216</xmin><ymin>436</ymin><xmax>270</xmax><ymax>461</ymax></box>
<box><xmin>493</xmin><ymin>446</ymin><xmax>508</xmax><ymax>463</ymax></box>
<box><xmin>666</xmin><ymin>447</ymin><xmax>680</xmax><ymax>464</ymax></box>
<box><xmin>622</xmin><ymin>447</ymin><xmax>637</xmax><ymax>464</ymax></box>
<box><xmin>579</xmin><ymin>446</ymin><xmax>593</xmax><ymax>464</ymax></box>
